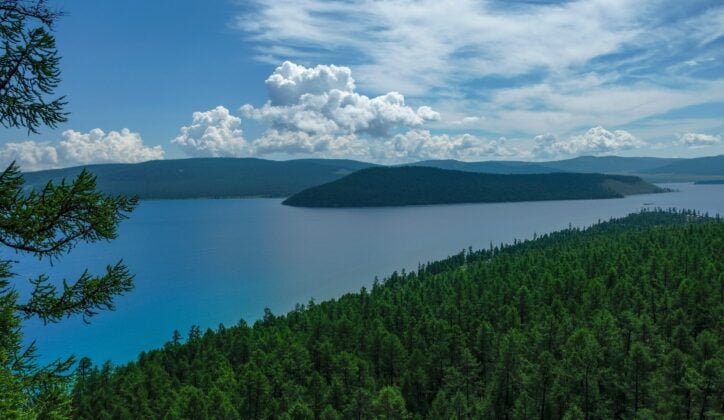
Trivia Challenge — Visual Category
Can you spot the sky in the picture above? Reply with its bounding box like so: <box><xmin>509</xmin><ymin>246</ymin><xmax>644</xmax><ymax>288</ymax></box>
<box><xmin>1</xmin><ymin>0</ymin><xmax>723</xmax><ymax>170</ymax></box>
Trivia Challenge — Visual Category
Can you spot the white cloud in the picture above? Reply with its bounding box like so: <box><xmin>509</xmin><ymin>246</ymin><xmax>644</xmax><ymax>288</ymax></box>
<box><xmin>265</xmin><ymin>61</ymin><xmax>355</xmax><ymax>106</ymax></box>
<box><xmin>253</xmin><ymin>130</ymin><xmax>371</xmax><ymax>160</ymax></box>
<box><xmin>675</xmin><ymin>132</ymin><xmax>721</xmax><ymax>148</ymax></box>
<box><xmin>174</xmin><ymin>61</ymin><xmax>480</xmax><ymax>162</ymax></box>
<box><xmin>380</xmin><ymin>130</ymin><xmax>516</xmax><ymax>162</ymax></box>
<box><xmin>171</xmin><ymin>61</ymin><xmax>718</xmax><ymax>162</ymax></box>
<box><xmin>241</xmin><ymin>61</ymin><xmax>439</xmax><ymax>138</ymax></box>
<box><xmin>236</xmin><ymin>0</ymin><xmax>643</xmax><ymax>95</ymax></box>
<box><xmin>234</xmin><ymin>1</ymin><xmax>724</xmax><ymax>140</ymax></box>
<box><xmin>451</xmin><ymin>116</ymin><xmax>483</xmax><ymax>126</ymax></box>
<box><xmin>0</xmin><ymin>128</ymin><xmax>164</xmax><ymax>171</ymax></box>
<box><xmin>250</xmin><ymin>129</ymin><xmax>516</xmax><ymax>163</ymax></box>
<box><xmin>0</xmin><ymin>141</ymin><xmax>59</xmax><ymax>171</ymax></box>
<box><xmin>533</xmin><ymin>126</ymin><xmax>645</xmax><ymax>159</ymax></box>
<box><xmin>59</xmin><ymin>129</ymin><xmax>164</xmax><ymax>165</ymax></box>
<box><xmin>171</xmin><ymin>106</ymin><xmax>249</xmax><ymax>157</ymax></box>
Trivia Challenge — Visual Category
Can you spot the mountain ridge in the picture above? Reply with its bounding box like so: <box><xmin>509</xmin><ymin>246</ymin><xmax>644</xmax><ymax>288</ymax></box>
<box><xmin>20</xmin><ymin>154</ymin><xmax>722</xmax><ymax>200</ymax></box>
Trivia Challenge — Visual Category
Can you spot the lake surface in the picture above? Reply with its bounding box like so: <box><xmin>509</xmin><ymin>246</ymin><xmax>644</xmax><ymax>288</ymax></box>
<box><xmin>15</xmin><ymin>183</ymin><xmax>724</xmax><ymax>365</ymax></box>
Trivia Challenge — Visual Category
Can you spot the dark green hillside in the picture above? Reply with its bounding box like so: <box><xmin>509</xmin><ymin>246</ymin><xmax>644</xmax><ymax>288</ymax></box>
<box><xmin>544</xmin><ymin>156</ymin><xmax>679</xmax><ymax>174</ymax></box>
<box><xmin>695</xmin><ymin>179</ymin><xmax>724</xmax><ymax>185</ymax></box>
<box><xmin>22</xmin><ymin>158</ymin><xmax>375</xmax><ymax>199</ymax></box>
<box><xmin>643</xmin><ymin>155</ymin><xmax>724</xmax><ymax>176</ymax></box>
<box><xmin>410</xmin><ymin>159</ymin><xmax>558</xmax><ymax>174</ymax></box>
<box><xmin>71</xmin><ymin>210</ymin><xmax>724</xmax><ymax>419</ymax></box>
<box><xmin>283</xmin><ymin>166</ymin><xmax>664</xmax><ymax>207</ymax></box>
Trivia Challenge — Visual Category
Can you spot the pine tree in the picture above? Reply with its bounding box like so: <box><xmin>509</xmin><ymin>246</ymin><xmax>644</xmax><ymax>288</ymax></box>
<box><xmin>1</xmin><ymin>0</ymin><xmax>67</xmax><ymax>132</ymax></box>
<box><xmin>0</xmin><ymin>3</ymin><xmax>137</xmax><ymax>416</ymax></box>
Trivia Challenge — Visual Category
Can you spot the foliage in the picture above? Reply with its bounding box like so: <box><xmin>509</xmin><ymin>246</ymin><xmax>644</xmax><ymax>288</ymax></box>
<box><xmin>0</xmin><ymin>0</ymin><xmax>67</xmax><ymax>133</ymax></box>
<box><xmin>283</xmin><ymin>166</ymin><xmax>664</xmax><ymax>207</ymax></box>
<box><xmin>0</xmin><ymin>163</ymin><xmax>137</xmax><ymax>418</ymax></box>
<box><xmin>72</xmin><ymin>209</ymin><xmax>723</xmax><ymax>419</ymax></box>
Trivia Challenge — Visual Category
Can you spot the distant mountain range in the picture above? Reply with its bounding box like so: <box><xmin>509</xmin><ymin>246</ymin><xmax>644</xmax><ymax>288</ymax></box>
<box><xmin>21</xmin><ymin>158</ymin><xmax>374</xmax><ymax>199</ymax></box>
<box><xmin>20</xmin><ymin>154</ymin><xmax>724</xmax><ymax>200</ymax></box>
<box><xmin>283</xmin><ymin>166</ymin><xmax>664</xmax><ymax>208</ymax></box>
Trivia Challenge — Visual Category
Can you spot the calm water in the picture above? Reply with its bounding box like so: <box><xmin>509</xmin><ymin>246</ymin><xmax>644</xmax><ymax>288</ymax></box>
<box><xmin>15</xmin><ymin>183</ymin><xmax>724</xmax><ymax>365</ymax></box>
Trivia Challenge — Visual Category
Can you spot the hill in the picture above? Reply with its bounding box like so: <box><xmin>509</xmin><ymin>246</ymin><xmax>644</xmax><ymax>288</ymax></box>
<box><xmin>71</xmin><ymin>210</ymin><xmax>724</xmax><ymax>419</ymax></box>
<box><xmin>20</xmin><ymin>154</ymin><xmax>722</xmax><ymax>200</ymax></box>
<box><xmin>22</xmin><ymin>158</ymin><xmax>375</xmax><ymax>199</ymax></box>
<box><xmin>643</xmin><ymin>155</ymin><xmax>724</xmax><ymax>176</ymax></box>
<box><xmin>409</xmin><ymin>159</ymin><xmax>558</xmax><ymax>174</ymax></box>
<box><xmin>413</xmin><ymin>156</ymin><xmax>682</xmax><ymax>175</ymax></box>
<box><xmin>283</xmin><ymin>166</ymin><xmax>664</xmax><ymax>207</ymax></box>
<box><xmin>695</xmin><ymin>179</ymin><xmax>724</xmax><ymax>185</ymax></box>
<box><xmin>543</xmin><ymin>155</ymin><xmax>680</xmax><ymax>174</ymax></box>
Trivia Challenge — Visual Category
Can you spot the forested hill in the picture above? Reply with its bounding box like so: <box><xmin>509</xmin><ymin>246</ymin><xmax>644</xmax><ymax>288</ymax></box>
<box><xmin>21</xmin><ymin>155</ymin><xmax>722</xmax><ymax>200</ymax></box>
<box><xmin>71</xmin><ymin>210</ymin><xmax>723</xmax><ymax>419</ymax></box>
<box><xmin>283</xmin><ymin>166</ymin><xmax>664</xmax><ymax>207</ymax></box>
<box><xmin>695</xmin><ymin>179</ymin><xmax>724</xmax><ymax>185</ymax></box>
<box><xmin>643</xmin><ymin>154</ymin><xmax>724</xmax><ymax>176</ymax></box>
<box><xmin>21</xmin><ymin>158</ymin><xmax>375</xmax><ymax>199</ymax></box>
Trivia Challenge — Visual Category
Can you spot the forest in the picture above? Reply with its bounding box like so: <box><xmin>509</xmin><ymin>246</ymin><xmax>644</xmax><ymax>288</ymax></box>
<box><xmin>22</xmin><ymin>158</ymin><xmax>375</xmax><ymax>199</ymax></box>
<box><xmin>283</xmin><ymin>167</ymin><xmax>664</xmax><ymax>207</ymax></box>
<box><xmin>71</xmin><ymin>209</ymin><xmax>723</xmax><ymax>419</ymax></box>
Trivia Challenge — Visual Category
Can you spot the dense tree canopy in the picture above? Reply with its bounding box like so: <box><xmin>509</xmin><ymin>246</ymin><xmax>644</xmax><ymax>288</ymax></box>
<box><xmin>283</xmin><ymin>167</ymin><xmax>664</xmax><ymax>208</ymax></box>
<box><xmin>73</xmin><ymin>210</ymin><xmax>723</xmax><ymax>419</ymax></box>
<box><xmin>1</xmin><ymin>3</ymin><xmax>137</xmax><ymax>416</ymax></box>
<box><xmin>0</xmin><ymin>163</ymin><xmax>137</xmax><ymax>418</ymax></box>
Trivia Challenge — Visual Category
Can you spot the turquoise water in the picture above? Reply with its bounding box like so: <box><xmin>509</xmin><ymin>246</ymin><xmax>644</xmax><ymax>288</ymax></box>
<box><xmin>15</xmin><ymin>183</ymin><xmax>724</xmax><ymax>365</ymax></box>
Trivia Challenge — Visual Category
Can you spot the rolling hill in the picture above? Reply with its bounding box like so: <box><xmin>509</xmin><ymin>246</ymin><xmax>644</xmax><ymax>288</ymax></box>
<box><xmin>20</xmin><ymin>154</ymin><xmax>722</xmax><ymax>200</ymax></box>
<box><xmin>642</xmin><ymin>154</ymin><xmax>724</xmax><ymax>176</ymax></box>
<box><xmin>283</xmin><ymin>166</ymin><xmax>664</xmax><ymax>207</ymax></box>
<box><xmin>543</xmin><ymin>155</ymin><xmax>681</xmax><ymax>174</ymax></box>
<box><xmin>21</xmin><ymin>158</ymin><xmax>375</xmax><ymax>199</ymax></box>
<box><xmin>408</xmin><ymin>159</ymin><xmax>559</xmax><ymax>174</ymax></box>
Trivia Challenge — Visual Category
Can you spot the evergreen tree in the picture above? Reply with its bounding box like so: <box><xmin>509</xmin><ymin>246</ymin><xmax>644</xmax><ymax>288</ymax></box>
<box><xmin>70</xmin><ymin>210</ymin><xmax>724</xmax><ymax>419</ymax></box>
<box><xmin>0</xmin><ymin>3</ymin><xmax>137</xmax><ymax>416</ymax></box>
<box><xmin>1</xmin><ymin>0</ymin><xmax>67</xmax><ymax>132</ymax></box>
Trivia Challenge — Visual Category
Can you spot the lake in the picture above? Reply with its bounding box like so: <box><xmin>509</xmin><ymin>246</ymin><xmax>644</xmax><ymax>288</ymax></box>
<box><xmin>15</xmin><ymin>182</ymin><xmax>724</xmax><ymax>365</ymax></box>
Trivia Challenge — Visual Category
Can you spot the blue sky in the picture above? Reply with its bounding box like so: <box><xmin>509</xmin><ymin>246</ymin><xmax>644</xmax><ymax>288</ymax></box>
<box><xmin>2</xmin><ymin>0</ymin><xmax>723</xmax><ymax>169</ymax></box>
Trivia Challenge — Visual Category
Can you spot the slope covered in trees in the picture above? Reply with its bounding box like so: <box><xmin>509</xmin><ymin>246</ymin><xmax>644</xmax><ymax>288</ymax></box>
<box><xmin>643</xmin><ymin>155</ymin><xmax>724</xmax><ymax>176</ymax></box>
<box><xmin>22</xmin><ymin>158</ymin><xmax>375</xmax><ymax>199</ymax></box>
<box><xmin>22</xmin><ymin>155</ymin><xmax>722</xmax><ymax>201</ymax></box>
<box><xmin>408</xmin><ymin>160</ymin><xmax>559</xmax><ymax>174</ymax></box>
<box><xmin>72</xmin><ymin>210</ymin><xmax>723</xmax><ymax>419</ymax></box>
<box><xmin>283</xmin><ymin>166</ymin><xmax>664</xmax><ymax>207</ymax></box>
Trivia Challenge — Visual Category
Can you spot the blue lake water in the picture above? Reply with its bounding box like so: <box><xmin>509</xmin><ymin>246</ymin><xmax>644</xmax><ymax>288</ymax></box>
<box><xmin>14</xmin><ymin>183</ymin><xmax>724</xmax><ymax>365</ymax></box>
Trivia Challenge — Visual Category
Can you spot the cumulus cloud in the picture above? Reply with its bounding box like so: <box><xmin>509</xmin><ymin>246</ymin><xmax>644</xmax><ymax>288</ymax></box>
<box><xmin>533</xmin><ymin>126</ymin><xmax>645</xmax><ymax>159</ymax></box>
<box><xmin>235</xmin><ymin>1</ymin><xmax>724</xmax><ymax>140</ymax></box>
<box><xmin>380</xmin><ymin>130</ymin><xmax>515</xmax><ymax>162</ymax></box>
<box><xmin>240</xmin><ymin>61</ymin><xmax>439</xmax><ymax>138</ymax></box>
<box><xmin>253</xmin><ymin>130</ymin><xmax>371</xmax><ymax>160</ymax></box>
<box><xmin>265</xmin><ymin>61</ymin><xmax>355</xmax><ymax>106</ymax></box>
<box><xmin>675</xmin><ymin>132</ymin><xmax>721</xmax><ymax>148</ymax></box>
<box><xmin>171</xmin><ymin>106</ymin><xmax>249</xmax><ymax>157</ymax></box>
<box><xmin>0</xmin><ymin>128</ymin><xmax>164</xmax><ymax>171</ymax></box>
<box><xmin>175</xmin><ymin>61</ymin><xmax>462</xmax><ymax>162</ymax></box>
<box><xmin>0</xmin><ymin>141</ymin><xmax>59</xmax><ymax>171</ymax></box>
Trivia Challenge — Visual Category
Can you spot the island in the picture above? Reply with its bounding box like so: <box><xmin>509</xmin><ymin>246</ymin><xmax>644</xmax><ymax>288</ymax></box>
<box><xmin>283</xmin><ymin>166</ymin><xmax>665</xmax><ymax>208</ymax></box>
